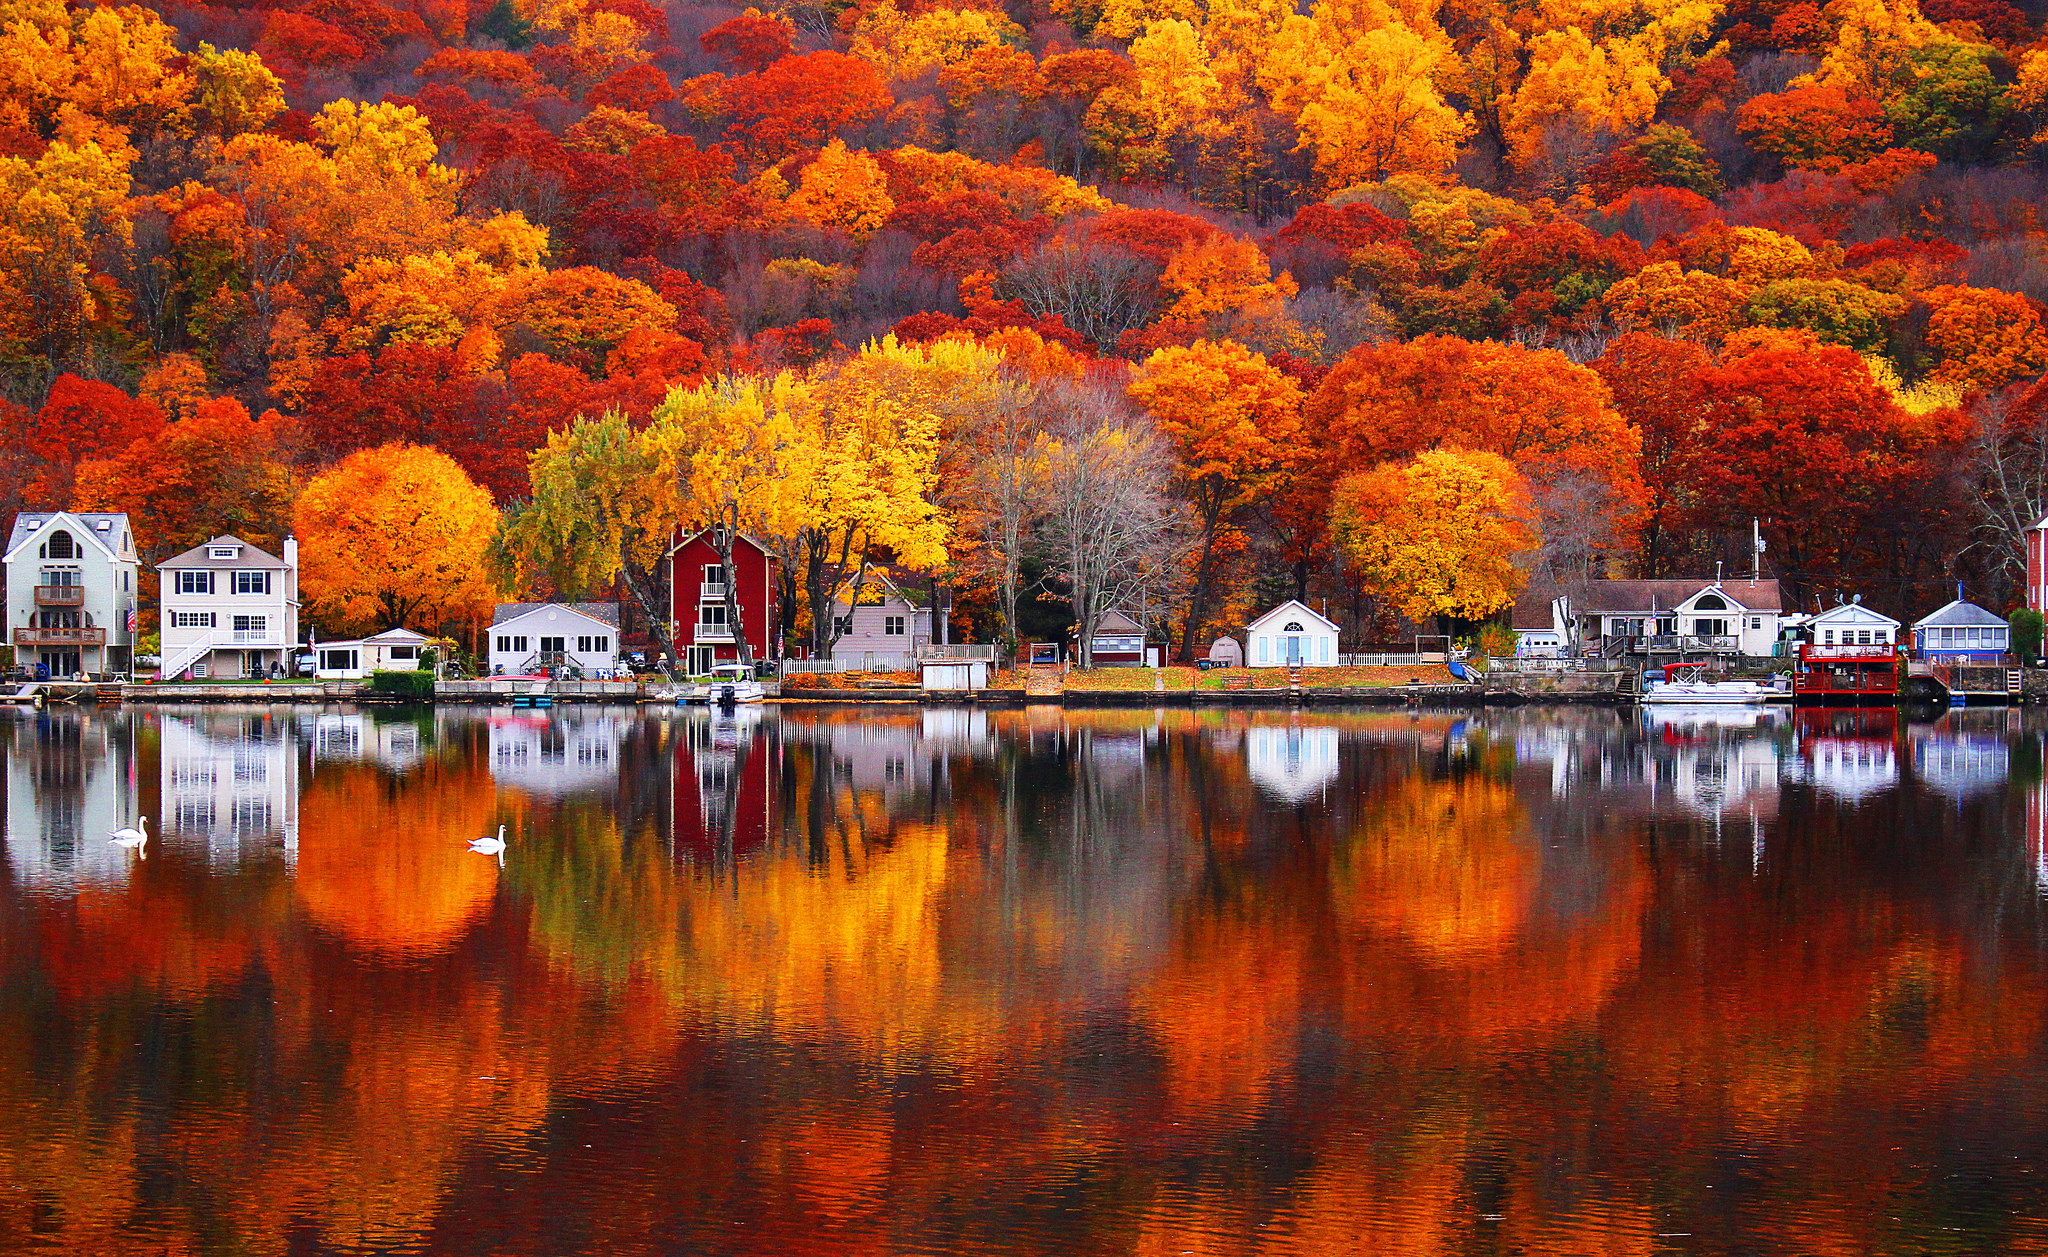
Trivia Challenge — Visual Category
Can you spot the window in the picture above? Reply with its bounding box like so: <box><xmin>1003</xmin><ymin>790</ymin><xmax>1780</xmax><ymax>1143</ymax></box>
<box><xmin>1695</xmin><ymin>594</ymin><xmax>1728</xmax><ymax>611</ymax></box>
<box><xmin>318</xmin><ymin>648</ymin><xmax>359</xmax><ymax>672</ymax></box>
<box><xmin>511</xmin><ymin>635</ymin><xmax>528</xmax><ymax>653</ymax></box>
<box><xmin>39</xmin><ymin>570</ymin><xmax>77</xmax><ymax>587</ymax></box>
<box><xmin>389</xmin><ymin>645</ymin><xmax>417</xmax><ymax>661</ymax></box>
<box><xmin>577</xmin><ymin>635</ymin><xmax>593</xmax><ymax>653</ymax></box>
<box><xmin>884</xmin><ymin>615</ymin><xmax>906</xmax><ymax>636</ymax></box>
<box><xmin>595</xmin><ymin>635</ymin><xmax>609</xmax><ymax>653</ymax></box>
<box><xmin>1750</xmin><ymin>617</ymin><xmax>1762</xmax><ymax>629</ymax></box>
<box><xmin>234</xmin><ymin>570</ymin><xmax>269</xmax><ymax>594</ymax></box>
<box><xmin>233</xmin><ymin>615</ymin><xmax>265</xmax><ymax>634</ymax></box>
<box><xmin>208</xmin><ymin>546</ymin><xmax>238</xmax><ymax>560</ymax></box>
<box><xmin>834</xmin><ymin>615</ymin><xmax>852</xmax><ymax>635</ymax></box>
<box><xmin>176</xmin><ymin>570</ymin><xmax>213</xmax><ymax>595</ymax></box>
<box><xmin>1823</xmin><ymin>629</ymin><xmax>1835</xmax><ymax>644</ymax></box>
<box><xmin>702</xmin><ymin>603</ymin><xmax>729</xmax><ymax>626</ymax></box>
<box><xmin>1283</xmin><ymin>621</ymin><xmax>1305</xmax><ymax>632</ymax></box>
<box><xmin>496</xmin><ymin>635</ymin><xmax>512</xmax><ymax>653</ymax></box>
<box><xmin>1858</xmin><ymin>630</ymin><xmax>1872</xmax><ymax>645</ymax></box>
<box><xmin>539</xmin><ymin>636</ymin><xmax>564</xmax><ymax>654</ymax></box>
<box><xmin>703</xmin><ymin>563</ymin><xmax>726</xmax><ymax>586</ymax></box>
<box><xmin>42</xmin><ymin>530</ymin><xmax>74</xmax><ymax>559</ymax></box>
<box><xmin>171</xmin><ymin>611</ymin><xmax>215</xmax><ymax>629</ymax></box>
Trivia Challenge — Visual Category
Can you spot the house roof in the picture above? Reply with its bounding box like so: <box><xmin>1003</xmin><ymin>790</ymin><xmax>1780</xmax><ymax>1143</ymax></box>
<box><xmin>491</xmin><ymin>601</ymin><xmax>621</xmax><ymax>628</ymax></box>
<box><xmin>1094</xmin><ymin>609</ymin><xmax>1144</xmax><ymax>634</ymax></box>
<box><xmin>1511</xmin><ymin>581</ymin><xmax>1564</xmax><ymax>630</ymax></box>
<box><xmin>833</xmin><ymin>567</ymin><xmax>929</xmax><ymax>609</ymax></box>
<box><xmin>1912</xmin><ymin>599</ymin><xmax>2006</xmax><ymax>629</ymax></box>
<box><xmin>1246</xmin><ymin>599</ymin><xmax>1339</xmax><ymax>633</ymax></box>
<box><xmin>1808</xmin><ymin>600</ymin><xmax>1901</xmax><ymax>627</ymax></box>
<box><xmin>1569</xmin><ymin>579</ymin><xmax>1783</xmax><ymax>614</ymax></box>
<box><xmin>5</xmin><ymin>511</ymin><xmax>130</xmax><ymax>563</ymax></box>
<box><xmin>157</xmin><ymin>534</ymin><xmax>290</xmax><ymax>571</ymax></box>
<box><xmin>678</xmin><ymin>528</ymin><xmax>776</xmax><ymax>559</ymax></box>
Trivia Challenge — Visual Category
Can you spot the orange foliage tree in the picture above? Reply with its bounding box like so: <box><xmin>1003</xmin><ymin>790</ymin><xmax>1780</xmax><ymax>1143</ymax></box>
<box><xmin>1129</xmin><ymin>339</ymin><xmax>1303</xmax><ymax>658</ymax></box>
<box><xmin>293</xmin><ymin>443</ymin><xmax>501</xmax><ymax>635</ymax></box>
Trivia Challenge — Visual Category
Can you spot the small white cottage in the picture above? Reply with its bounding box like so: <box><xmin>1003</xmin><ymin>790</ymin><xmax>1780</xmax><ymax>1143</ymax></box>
<box><xmin>1801</xmin><ymin>600</ymin><xmax>1901</xmax><ymax>649</ymax></box>
<box><xmin>489</xmin><ymin>601</ymin><xmax>621</xmax><ymax>676</ymax></box>
<box><xmin>313</xmin><ymin>627</ymin><xmax>437</xmax><ymax>679</ymax></box>
<box><xmin>1244</xmin><ymin>600</ymin><xmax>1340</xmax><ymax>668</ymax></box>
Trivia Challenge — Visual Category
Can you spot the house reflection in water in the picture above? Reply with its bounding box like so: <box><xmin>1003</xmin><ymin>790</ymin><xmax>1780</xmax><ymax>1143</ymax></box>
<box><xmin>673</xmin><ymin>707</ymin><xmax>775</xmax><ymax>863</ymax></box>
<box><xmin>308</xmin><ymin>711</ymin><xmax>425</xmax><ymax>772</ymax></box>
<box><xmin>1908</xmin><ymin>714</ymin><xmax>2016</xmax><ymax>802</ymax></box>
<box><xmin>2</xmin><ymin>711</ymin><xmax>134</xmax><ymax>893</ymax></box>
<box><xmin>487</xmin><ymin>711</ymin><xmax>626</xmax><ymax>797</ymax></box>
<box><xmin>1244</xmin><ymin>722</ymin><xmax>1340</xmax><ymax>804</ymax></box>
<box><xmin>1788</xmin><ymin>707</ymin><xmax>1901</xmax><ymax>803</ymax></box>
<box><xmin>158</xmin><ymin>711</ymin><xmax>300</xmax><ymax>869</ymax></box>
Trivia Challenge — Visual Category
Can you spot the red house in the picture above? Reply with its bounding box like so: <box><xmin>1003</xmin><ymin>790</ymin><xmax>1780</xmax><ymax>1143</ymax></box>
<box><xmin>670</xmin><ymin>529</ymin><xmax>780</xmax><ymax>674</ymax></box>
<box><xmin>2029</xmin><ymin>514</ymin><xmax>2048</xmax><ymax>612</ymax></box>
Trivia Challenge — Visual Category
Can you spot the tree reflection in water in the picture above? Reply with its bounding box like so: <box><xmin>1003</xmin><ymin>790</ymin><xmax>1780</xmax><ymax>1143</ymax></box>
<box><xmin>1</xmin><ymin>704</ymin><xmax>2047</xmax><ymax>1254</ymax></box>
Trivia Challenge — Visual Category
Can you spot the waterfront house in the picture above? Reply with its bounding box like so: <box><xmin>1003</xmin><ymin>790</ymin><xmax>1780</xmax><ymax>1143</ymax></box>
<box><xmin>2</xmin><ymin>511</ymin><xmax>140</xmax><ymax>677</ymax></box>
<box><xmin>1245</xmin><ymin>600</ymin><xmax>1340</xmax><ymax>667</ymax></box>
<box><xmin>1911</xmin><ymin>599</ymin><xmax>2009</xmax><ymax>660</ymax></box>
<box><xmin>1800</xmin><ymin>599</ymin><xmax>1900</xmax><ymax>648</ymax></box>
<box><xmin>1085</xmin><ymin>609</ymin><xmax>1152</xmax><ymax>667</ymax></box>
<box><xmin>828</xmin><ymin>570</ymin><xmax>931</xmax><ymax>670</ymax></box>
<box><xmin>313</xmin><ymin>627</ymin><xmax>435</xmax><ymax>679</ymax></box>
<box><xmin>1510</xmin><ymin>579</ymin><xmax>1785</xmax><ymax>659</ymax></box>
<box><xmin>157</xmin><ymin>535</ymin><xmax>300</xmax><ymax>681</ymax></box>
<box><xmin>488</xmin><ymin>602</ymin><xmax>620</xmax><ymax>676</ymax></box>
<box><xmin>669</xmin><ymin>529</ymin><xmax>779</xmax><ymax>675</ymax></box>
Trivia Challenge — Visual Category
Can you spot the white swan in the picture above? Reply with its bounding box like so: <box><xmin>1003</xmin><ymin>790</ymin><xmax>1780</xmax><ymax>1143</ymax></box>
<box><xmin>109</xmin><ymin>816</ymin><xmax>149</xmax><ymax>858</ymax></box>
<box><xmin>468</xmin><ymin>824</ymin><xmax>507</xmax><ymax>865</ymax></box>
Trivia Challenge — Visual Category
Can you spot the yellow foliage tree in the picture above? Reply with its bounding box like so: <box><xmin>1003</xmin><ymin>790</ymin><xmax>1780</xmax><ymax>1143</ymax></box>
<box><xmin>1920</xmin><ymin>285</ymin><xmax>2048</xmax><ymax>392</ymax></box>
<box><xmin>1329</xmin><ymin>446</ymin><xmax>1539</xmax><ymax>622</ymax></box>
<box><xmin>1602</xmin><ymin>260</ymin><xmax>1751</xmax><ymax>342</ymax></box>
<box><xmin>0</xmin><ymin>138</ymin><xmax>130</xmax><ymax>371</ymax></box>
<box><xmin>1262</xmin><ymin>5</ymin><xmax>1469</xmax><ymax>187</ymax></box>
<box><xmin>294</xmin><ymin>443</ymin><xmax>501</xmax><ymax>634</ymax></box>
<box><xmin>1801</xmin><ymin>0</ymin><xmax>1941</xmax><ymax>97</ymax></box>
<box><xmin>1503</xmin><ymin>27</ymin><xmax>1666</xmax><ymax>172</ymax></box>
<box><xmin>848</xmin><ymin>1</ymin><xmax>1025</xmax><ymax>80</ymax></box>
<box><xmin>786</xmin><ymin>140</ymin><xmax>895</xmax><ymax>241</ymax></box>
<box><xmin>0</xmin><ymin>0</ymin><xmax>191</xmax><ymax>136</ymax></box>
<box><xmin>190</xmin><ymin>42</ymin><xmax>283</xmax><ymax>139</ymax></box>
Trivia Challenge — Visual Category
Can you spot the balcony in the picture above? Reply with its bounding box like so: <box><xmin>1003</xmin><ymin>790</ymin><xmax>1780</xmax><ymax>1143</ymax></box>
<box><xmin>34</xmin><ymin>585</ymin><xmax>83</xmax><ymax>606</ymax></box>
<box><xmin>692</xmin><ymin>623</ymin><xmax>736</xmax><ymax>643</ymax></box>
<box><xmin>16</xmin><ymin>626</ymin><xmax>105</xmax><ymax>647</ymax></box>
<box><xmin>700</xmin><ymin>582</ymin><xmax>728</xmax><ymax>600</ymax></box>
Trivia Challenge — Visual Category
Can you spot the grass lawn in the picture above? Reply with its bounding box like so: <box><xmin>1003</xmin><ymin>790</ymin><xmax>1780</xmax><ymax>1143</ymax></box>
<box><xmin>1063</xmin><ymin>667</ymin><xmax>1201</xmax><ymax>691</ymax></box>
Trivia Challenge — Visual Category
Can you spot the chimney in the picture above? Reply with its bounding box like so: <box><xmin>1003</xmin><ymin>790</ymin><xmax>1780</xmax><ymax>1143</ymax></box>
<box><xmin>284</xmin><ymin>535</ymin><xmax>298</xmax><ymax>570</ymax></box>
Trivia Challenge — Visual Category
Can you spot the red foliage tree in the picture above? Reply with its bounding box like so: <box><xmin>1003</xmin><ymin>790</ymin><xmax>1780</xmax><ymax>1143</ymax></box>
<box><xmin>716</xmin><ymin>52</ymin><xmax>892</xmax><ymax>165</ymax></box>
<box><xmin>700</xmin><ymin>9</ymin><xmax>796</xmax><ymax>73</ymax></box>
<box><xmin>587</xmin><ymin>64</ymin><xmax>674</xmax><ymax>112</ymax></box>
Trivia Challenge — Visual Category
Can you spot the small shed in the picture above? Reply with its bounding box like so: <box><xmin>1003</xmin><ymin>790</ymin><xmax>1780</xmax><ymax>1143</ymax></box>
<box><xmin>1803</xmin><ymin>600</ymin><xmax>1901</xmax><ymax>649</ymax></box>
<box><xmin>1207</xmin><ymin>635</ymin><xmax>1244</xmax><ymax>667</ymax></box>
<box><xmin>921</xmin><ymin>658</ymin><xmax>992</xmax><ymax>691</ymax></box>
<box><xmin>1087</xmin><ymin>610</ymin><xmax>1148</xmax><ymax>667</ymax></box>
<box><xmin>1911</xmin><ymin>599</ymin><xmax>2009</xmax><ymax>659</ymax></box>
<box><xmin>1245</xmin><ymin>600</ymin><xmax>1341</xmax><ymax>668</ymax></box>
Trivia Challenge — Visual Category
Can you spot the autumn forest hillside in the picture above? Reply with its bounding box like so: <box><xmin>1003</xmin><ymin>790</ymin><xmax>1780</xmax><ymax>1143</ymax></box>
<box><xmin>7</xmin><ymin>0</ymin><xmax>2048</xmax><ymax>652</ymax></box>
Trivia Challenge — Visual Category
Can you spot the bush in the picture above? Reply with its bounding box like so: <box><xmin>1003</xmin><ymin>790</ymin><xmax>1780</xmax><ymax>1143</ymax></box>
<box><xmin>2012</xmin><ymin>608</ymin><xmax>2044</xmax><ymax>661</ymax></box>
<box><xmin>367</xmin><ymin>669</ymin><xmax>436</xmax><ymax>701</ymax></box>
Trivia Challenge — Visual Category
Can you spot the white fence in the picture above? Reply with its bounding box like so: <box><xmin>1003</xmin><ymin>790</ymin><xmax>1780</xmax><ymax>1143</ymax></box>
<box><xmin>783</xmin><ymin>643</ymin><xmax>1000</xmax><ymax>675</ymax></box>
<box><xmin>1486</xmin><ymin>656</ymin><xmax>1629</xmax><ymax>673</ymax></box>
<box><xmin>1338</xmin><ymin>653</ymin><xmax>1443</xmax><ymax>667</ymax></box>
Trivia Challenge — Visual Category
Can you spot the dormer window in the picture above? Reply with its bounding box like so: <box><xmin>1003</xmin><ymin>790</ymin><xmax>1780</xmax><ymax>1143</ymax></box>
<box><xmin>209</xmin><ymin>545</ymin><xmax>239</xmax><ymax>560</ymax></box>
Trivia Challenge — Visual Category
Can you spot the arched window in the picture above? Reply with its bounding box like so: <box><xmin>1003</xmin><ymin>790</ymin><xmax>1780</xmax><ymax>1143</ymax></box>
<box><xmin>1694</xmin><ymin>594</ymin><xmax>1728</xmax><ymax>611</ymax></box>
<box><xmin>41</xmin><ymin>530</ymin><xmax>75</xmax><ymax>560</ymax></box>
<box><xmin>1283</xmin><ymin>621</ymin><xmax>1305</xmax><ymax>632</ymax></box>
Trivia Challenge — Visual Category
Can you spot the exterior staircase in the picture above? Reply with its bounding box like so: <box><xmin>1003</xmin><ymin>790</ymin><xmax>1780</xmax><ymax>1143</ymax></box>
<box><xmin>158</xmin><ymin>633</ymin><xmax>216</xmax><ymax>681</ymax></box>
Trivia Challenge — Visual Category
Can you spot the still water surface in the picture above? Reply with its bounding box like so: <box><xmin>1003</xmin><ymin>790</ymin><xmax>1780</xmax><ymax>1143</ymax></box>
<box><xmin>3</xmin><ymin>702</ymin><xmax>2048</xmax><ymax>1254</ymax></box>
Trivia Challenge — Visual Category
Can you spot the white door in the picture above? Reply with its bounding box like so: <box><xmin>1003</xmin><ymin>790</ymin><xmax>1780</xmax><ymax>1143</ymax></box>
<box><xmin>1284</xmin><ymin>636</ymin><xmax>1302</xmax><ymax>666</ymax></box>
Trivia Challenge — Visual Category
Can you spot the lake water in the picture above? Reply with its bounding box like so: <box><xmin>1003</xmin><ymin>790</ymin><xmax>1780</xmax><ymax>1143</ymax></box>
<box><xmin>3</xmin><ymin>702</ymin><xmax>2048</xmax><ymax>1254</ymax></box>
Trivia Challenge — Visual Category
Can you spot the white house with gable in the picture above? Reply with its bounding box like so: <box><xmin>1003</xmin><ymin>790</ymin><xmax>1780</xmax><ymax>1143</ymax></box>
<box><xmin>1799</xmin><ymin>600</ymin><xmax>1901</xmax><ymax>649</ymax></box>
<box><xmin>1245</xmin><ymin>600</ymin><xmax>1340</xmax><ymax>667</ymax></box>
<box><xmin>488</xmin><ymin>602</ymin><xmax>621</xmax><ymax>676</ymax></box>
<box><xmin>3</xmin><ymin>511</ymin><xmax>140</xmax><ymax>677</ymax></box>
<box><xmin>157</xmin><ymin>535</ymin><xmax>300</xmax><ymax>680</ymax></box>
<box><xmin>313</xmin><ymin>627</ymin><xmax>436</xmax><ymax>679</ymax></box>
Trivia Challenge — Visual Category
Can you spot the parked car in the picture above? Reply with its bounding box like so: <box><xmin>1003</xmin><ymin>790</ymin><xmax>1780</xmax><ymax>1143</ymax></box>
<box><xmin>294</xmin><ymin>653</ymin><xmax>316</xmax><ymax>677</ymax></box>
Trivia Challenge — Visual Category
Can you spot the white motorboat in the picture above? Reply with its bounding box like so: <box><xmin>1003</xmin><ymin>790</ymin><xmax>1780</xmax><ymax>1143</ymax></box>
<box><xmin>686</xmin><ymin>663</ymin><xmax>767</xmax><ymax>705</ymax></box>
<box><xmin>1641</xmin><ymin>664</ymin><xmax>1778</xmax><ymax>706</ymax></box>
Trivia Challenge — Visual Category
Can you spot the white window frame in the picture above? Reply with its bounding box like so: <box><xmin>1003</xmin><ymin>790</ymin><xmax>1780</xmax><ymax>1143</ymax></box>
<box><xmin>176</xmin><ymin>570</ymin><xmax>213</xmax><ymax>595</ymax></box>
<box><xmin>234</xmin><ymin>570</ymin><xmax>269</xmax><ymax>595</ymax></box>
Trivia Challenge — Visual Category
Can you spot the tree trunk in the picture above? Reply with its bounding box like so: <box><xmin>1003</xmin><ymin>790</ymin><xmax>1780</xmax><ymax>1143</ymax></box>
<box><xmin>708</xmin><ymin>529</ymin><xmax>755</xmax><ymax>667</ymax></box>
<box><xmin>618</xmin><ymin>549</ymin><xmax>676</xmax><ymax>666</ymax></box>
<box><xmin>1179</xmin><ymin>500</ymin><xmax>1223</xmax><ymax>663</ymax></box>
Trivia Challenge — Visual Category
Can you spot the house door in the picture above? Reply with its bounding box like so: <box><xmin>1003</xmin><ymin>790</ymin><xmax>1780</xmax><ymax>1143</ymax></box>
<box><xmin>687</xmin><ymin>645</ymin><xmax>715</xmax><ymax>675</ymax></box>
<box><xmin>1284</xmin><ymin>636</ymin><xmax>1302</xmax><ymax>666</ymax></box>
<box><xmin>40</xmin><ymin>650</ymin><xmax>79</xmax><ymax>676</ymax></box>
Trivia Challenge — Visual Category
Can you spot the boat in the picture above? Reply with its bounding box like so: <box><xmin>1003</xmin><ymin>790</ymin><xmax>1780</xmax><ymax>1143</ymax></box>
<box><xmin>1640</xmin><ymin>663</ymin><xmax>1778</xmax><ymax>706</ymax></box>
<box><xmin>686</xmin><ymin>663</ymin><xmax>767</xmax><ymax>705</ymax></box>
